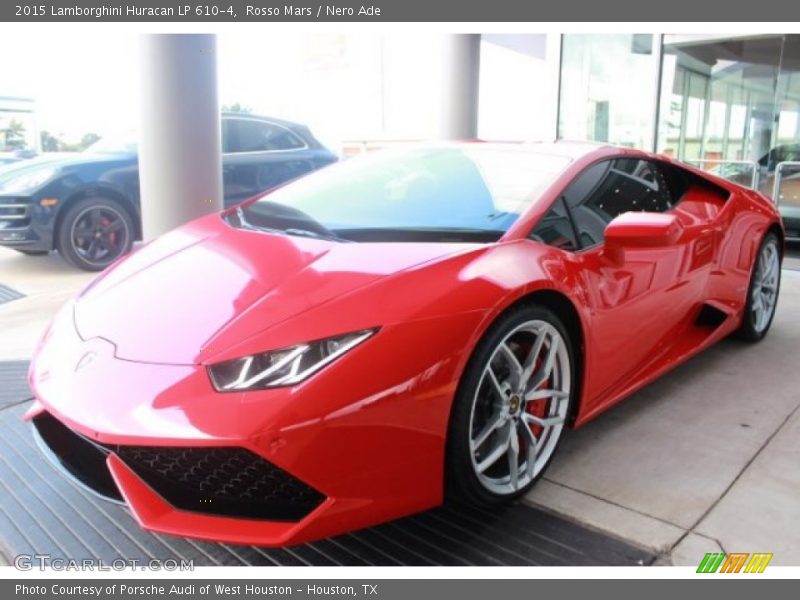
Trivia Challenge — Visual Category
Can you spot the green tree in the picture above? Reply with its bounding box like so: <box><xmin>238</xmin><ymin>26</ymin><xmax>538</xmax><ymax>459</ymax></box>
<box><xmin>3</xmin><ymin>119</ymin><xmax>27</xmax><ymax>149</ymax></box>
<box><xmin>39</xmin><ymin>131</ymin><xmax>101</xmax><ymax>152</ymax></box>
<box><xmin>222</xmin><ymin>103</ymin><xmax>252</xmax><ymax>114</ymax></box>
<box><xmin>79</xmin><ymin>133</ymin><xmax>100</xmax><ymax>150</ymax></box>
<box><xmin>40</xmin><ymin>130</ymin><xmax>62</xmax><ymax>152</ymax></box>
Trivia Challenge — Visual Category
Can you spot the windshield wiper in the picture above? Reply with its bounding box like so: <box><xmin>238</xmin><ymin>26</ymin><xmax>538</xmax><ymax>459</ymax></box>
<box><xmin>235</xmin><ymin>207</ymin><xmax>292</xmax><ymax>237</ymax></box>
<box><xmin>235</xmin><ymin>208</ymin><xmax>349</xmax><ymax>242</ymax></box>
<box><xmin>486</xmin><ymin>211</ymin><xmax>514</xmax><ymax>222</ymax></box>
<box><xmin>284</xmin><ymin>227</ymin><xmax>352</xmax><ymax>243</ymax></box>
<box><xmin>235</xmin><ymin>207</ymin><xmax>276</xmax><ymax>233</ymax></box>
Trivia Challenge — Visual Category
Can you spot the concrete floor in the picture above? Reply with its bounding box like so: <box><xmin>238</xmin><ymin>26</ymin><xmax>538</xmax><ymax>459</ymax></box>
<box><xmin>1</xmin><ymin>244</ymin><xmax>799</xmax><ymax>566</ymax></box>
<box><xmin>525</xmin><ymin>272</ymin><xmax>800</xmax><ymax>564</ymax></box>
<box><xmin>0</xmin><ymin>249</ymin><xmax>93</xmax><ymax>361</ymax></box>
<box><xmin>525</xmin><ymin>244</ymin><xmax>800</xmax><ymax>565</ymax></box>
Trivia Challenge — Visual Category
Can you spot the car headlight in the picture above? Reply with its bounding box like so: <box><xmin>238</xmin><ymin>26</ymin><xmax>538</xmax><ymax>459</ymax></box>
<box><xmin>208</xmin><ymin>328</ymin><xmax>378</xmax><ymax>392</ymax></box>
<box><xmin>0</xmin><ymin>167</ymin><xmax>59</xmax><ymax>194</ymax></box>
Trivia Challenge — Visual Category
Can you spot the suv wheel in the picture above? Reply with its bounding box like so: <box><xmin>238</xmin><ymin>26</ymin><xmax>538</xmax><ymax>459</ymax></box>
<box><xmin>57</xmin><ymin>197</ymin><xmax>134</xmax><ymax>272</ymax></box>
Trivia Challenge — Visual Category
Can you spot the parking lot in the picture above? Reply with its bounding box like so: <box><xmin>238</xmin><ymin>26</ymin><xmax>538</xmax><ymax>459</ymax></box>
<box><xmin>1</xmin><ymin>243</ymin><xmax>799</xmax><ymax>566</ymax></box>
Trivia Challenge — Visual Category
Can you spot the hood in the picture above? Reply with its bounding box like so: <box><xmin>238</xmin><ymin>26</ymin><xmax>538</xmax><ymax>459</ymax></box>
<box><xmin>74</xmin><ymin>214</ymin><xmax>473</xmax><ymax>365</ymax></box>
<box><xmin>0</xmin><ymin>152</ymin><xmax>123</xmax><ymax>188</ymax></box>
<box><xmin>0</xmin><ymin>152</ymin><xmax>80</xmax><ymax>173</ymax></box>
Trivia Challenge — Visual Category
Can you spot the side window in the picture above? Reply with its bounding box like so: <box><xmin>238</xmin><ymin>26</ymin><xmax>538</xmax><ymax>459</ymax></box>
<box><xmin>562</xmin><ymin>161</ymin><xmax>613</xmax><ymax>248</ymax></box>
<box><xmin>564</xmin><ymin>159</ymin><xmax>673</xmax><ymax>248</ymax></box>
<box><xmin>225</xmin><ymin>119</ymin><xmax>306</xmax><ymax>153</ymax></box>
<box><xmin>530</xmin><ymin>197</ymin><xmax>578</xmax><ymax>251</ymax></box>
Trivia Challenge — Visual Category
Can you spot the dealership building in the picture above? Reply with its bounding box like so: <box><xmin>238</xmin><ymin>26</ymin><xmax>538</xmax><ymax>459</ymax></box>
<box><xmin>330</xmin><ymin>33</ymin><xmax>800</xmax><ymax>226</ymax></box>
<box><xmin>475</xmin><ymin>34</ymin><xmax>800</xmax><ymax>206</ymax></box>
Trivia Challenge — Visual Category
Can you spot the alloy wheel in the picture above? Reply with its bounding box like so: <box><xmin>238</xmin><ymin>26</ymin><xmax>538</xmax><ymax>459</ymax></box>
<box><xmin>751</xmin><ymin>238</ymin><xmax>780</xmax><ymax>333</ymax></box>
<box><xmin>468</xmin><ymin>320</ymin><xmax>571</xmax><ymax>496</ymax></box>
<box><xmin>70</xmin><ymin>205</ymin><xmax>130</xmax><ymax>268</ymax></box>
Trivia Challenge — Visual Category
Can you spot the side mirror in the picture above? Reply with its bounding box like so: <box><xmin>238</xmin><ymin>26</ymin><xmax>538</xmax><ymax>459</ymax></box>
<box><xmin>603</xmin><ymin>212</ymin><xmax>682</xmax><ymax>263</ymax></box>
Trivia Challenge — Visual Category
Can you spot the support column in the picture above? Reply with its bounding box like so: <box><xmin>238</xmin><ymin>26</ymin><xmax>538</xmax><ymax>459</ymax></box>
<box><xmin>438</xmin><ymin>34</ymin><xmax>481</xmax><ymax>140</ymax></box>
<box><xmin>139</xmin><ymin>34</ymin><xmax>222</xmax><ymax>241</ymax></box>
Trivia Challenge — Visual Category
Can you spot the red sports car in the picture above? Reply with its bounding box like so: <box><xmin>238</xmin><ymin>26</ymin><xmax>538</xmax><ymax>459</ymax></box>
<box><xmin>26</xmin><ymin>142</ymin><xmax>783</xmax><ymax>546</ymax></box>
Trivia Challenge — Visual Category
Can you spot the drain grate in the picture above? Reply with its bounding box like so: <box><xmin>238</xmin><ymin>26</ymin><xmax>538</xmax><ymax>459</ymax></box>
<box><xmin>0</xmin><ymin>363</ymin><xmax>653</xmax><ymax>566</ymax></box>
<box><xmin>0</xmin><ymin>284</ymin><xmax>24</xmax><ymax>306</ymax></box>
<box><xmin>0</xmin><ymin>361</ymin><xmax>31</xmax><ymax>409</ymax></box>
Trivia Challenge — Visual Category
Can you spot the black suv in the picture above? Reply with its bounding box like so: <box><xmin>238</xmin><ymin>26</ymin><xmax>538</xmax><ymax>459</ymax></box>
<box><xmin>0</xmin><ymin>113</ymin><xmax>337</xmax><ymax>270</ymax></box>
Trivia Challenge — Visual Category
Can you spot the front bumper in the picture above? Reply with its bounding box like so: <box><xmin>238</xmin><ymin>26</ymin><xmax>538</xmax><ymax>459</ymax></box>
<box><xmin>31</xmin><ymin>412</ymin><xmax>325</xmax><ymax>520</ymax></box>
<box><xmin>0</xmin><ymin>194</ymin><xmax>53</xmax><ymax>250</ymax></box>
<box><xmin>28</xmin><ymin>408</ymin><xmax>331</xmax><ymax>545</ymax></box>
<box><xmin>27</xmin><ymin>301</ymin><xmax>464</xmax><ymax>545</ymax></box>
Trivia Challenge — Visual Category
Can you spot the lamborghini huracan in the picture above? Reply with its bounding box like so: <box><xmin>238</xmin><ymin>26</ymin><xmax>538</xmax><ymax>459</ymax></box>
<box><xmin>26</xmin><ymin>142</ymin><xmax>783</xmax><ymax>546</ymax></box>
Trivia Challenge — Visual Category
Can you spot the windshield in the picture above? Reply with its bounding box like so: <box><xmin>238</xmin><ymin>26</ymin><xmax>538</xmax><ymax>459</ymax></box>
<box><xmin>236</xmin><ymin>146</ymin><xmax>570</xmax><ymax>243</ymax></box>
<box><xmin>84</xmin><ymin>135</ymin><xmax>138</xmax><ymax>154</ymax></box>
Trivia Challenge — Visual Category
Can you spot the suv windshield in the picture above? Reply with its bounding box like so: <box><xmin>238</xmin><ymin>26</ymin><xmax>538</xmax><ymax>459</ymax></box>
<box><xmin>235</xmin><ymin>146</ymin><xmax>570</xmax><ymax>243</ymax></box>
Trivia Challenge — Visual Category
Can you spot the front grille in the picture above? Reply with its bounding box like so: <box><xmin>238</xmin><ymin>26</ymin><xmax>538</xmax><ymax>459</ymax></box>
<box><xmin>33</xmin><ymin>413</ymin><xmax>324</xmax><ymax>521</ymax></box>
<box><xmin>0</xmin><ymin>197</ymin><xmax>31</xmax><ymax>227</ymax></box>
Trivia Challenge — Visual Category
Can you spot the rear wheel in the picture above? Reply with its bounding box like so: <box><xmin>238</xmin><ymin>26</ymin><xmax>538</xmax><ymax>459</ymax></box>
<box><xmin>446</xmin><ymin>304</ymin><xmax>575</xmax><ymax>506</ymax></box>
<box><xmin>56</xmin><ymin>197</ymin><xmax>134</xmax><ymax>272</ymax></box>
<box><xmin>737</xmin><ymin>232</ymin><xmax>781</xmax><ymax>342</ymax></box>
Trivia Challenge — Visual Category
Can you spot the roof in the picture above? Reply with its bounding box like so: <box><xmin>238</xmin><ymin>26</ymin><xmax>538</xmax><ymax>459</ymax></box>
<box><xmin>522</xmin><ymin>140</ymin><xmax>615</xmax><ymax>160</ymax></box>
<box><xmin>433</xmin><ymin>140</ymin><xmax>617</xmax><ymax>162</ymax></box>
<box><xmin>220</xmin><ymin>112</ymin><xmax>306</xmax><ymax>131</ymax></box>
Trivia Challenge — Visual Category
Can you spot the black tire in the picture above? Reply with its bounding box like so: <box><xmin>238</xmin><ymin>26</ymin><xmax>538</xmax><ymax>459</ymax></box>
<box><xmin>56</xmin><ymin>196</ymin><xmax>135</xmax><ymax>272</ymax></box>
<box><xmin>446</xmin><ymin>304</ymin><xmax>576</xmax><ymax>507</ymax></box>
<box><xmin>14</xmin><ymin>249</ymin><xmax>48</xmax><ymax>256</ymax></box>
<box><xmin>736</xmin><ymin>231</ymin><xmax>781</xmax><ymax>343</ymax></box>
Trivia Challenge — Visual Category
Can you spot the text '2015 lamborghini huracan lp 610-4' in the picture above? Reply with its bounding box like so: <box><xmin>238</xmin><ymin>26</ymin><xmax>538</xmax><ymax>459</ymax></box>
<box><xmin>26</xmin><ymin>142</ymin><xmax>783</xmax><ymax>546</ymax></box>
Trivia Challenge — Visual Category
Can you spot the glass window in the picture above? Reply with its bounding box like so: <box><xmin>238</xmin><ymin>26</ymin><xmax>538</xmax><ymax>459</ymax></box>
<box><xmin>558</xmin><ymin>34</ymin><xmax>658</xmax><ymax>149</ymax></box>
<box><xmin>563</xmin><ymin>162</ymin><xmax>610</xmax><ymax>248</ymax></box>
<box><xmin>238</xmin><ymin>147</ymin><xmax>570</xmax><ymax>242</ymax></box>
<box><xmin>656</xmin><ymin>33</ymin><xmax>800</xmax><ymax>204</ymax></box>
<box><xmin>564</xmin><ymin>159</ymin><xmax>673</xmax><ymax>248</ymax></box>
<box><xmin>529</xmin><ymin>198</ymin><xmax>578</xmax><ymax>251</ymax></box>
<box><xmin>772</xmin><ymin>37</ymin><xmax>800</xmax><ymax>213</ymax></box>
<box><xmin>224</xmin><ymin>118</ymin><xmax>306</xmax><ymax>153</ymax></box>
<box><xmin>761</xmin><ymin>145</ymin><xmax>800</xmax><ymax>169</ymax></box>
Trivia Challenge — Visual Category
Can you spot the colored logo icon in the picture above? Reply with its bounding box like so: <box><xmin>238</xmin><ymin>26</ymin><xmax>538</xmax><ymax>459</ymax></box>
<box><xmin>697</xmin><ymin>552</ymin><xmax>773</xmax><ymax>573</ymax></box>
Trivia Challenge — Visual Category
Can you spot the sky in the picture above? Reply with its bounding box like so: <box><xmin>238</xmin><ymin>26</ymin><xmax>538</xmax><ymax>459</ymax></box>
<box><xmin>0</xmin><ymin>31</ymin><xmax>548</xmax><ymax>153</ymax></box>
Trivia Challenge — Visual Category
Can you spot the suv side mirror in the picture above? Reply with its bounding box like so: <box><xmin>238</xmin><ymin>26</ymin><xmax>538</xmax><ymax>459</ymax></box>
<box><xmin>603</xmin><ymin>212</ymin><xmax>682</xmax><ymax>263</ymax></box>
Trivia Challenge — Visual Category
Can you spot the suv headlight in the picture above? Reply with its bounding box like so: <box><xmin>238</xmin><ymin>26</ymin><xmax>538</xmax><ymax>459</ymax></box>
<box><xmin>208</xmin><ymin>328</ymin><xmax>378</xmax><ymax>392</ymax></box>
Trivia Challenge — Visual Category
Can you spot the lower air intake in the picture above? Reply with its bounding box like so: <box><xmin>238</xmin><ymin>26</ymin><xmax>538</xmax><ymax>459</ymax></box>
<box><xmin>33</xmin><ymin>413</ymin><xmax>324</xmax><ymax>521</ymax></box>
<box><xmin>112</xmin><ymin>445</ymin><xmax>325</xmax><ymax>521</ymax></box>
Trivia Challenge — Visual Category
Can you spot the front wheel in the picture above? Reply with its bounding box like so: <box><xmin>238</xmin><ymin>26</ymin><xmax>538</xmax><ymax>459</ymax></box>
<box><xmin>446</xmin><ymin>304</ymin><xmax>575</xmax><ymax>507</ymax></box>
<box><xmin>736</xmin><ymin>231</ymin><xmax>781</xmax><ymax>343</ymax></box>
<box><xmin>56</xmin><ymin>197</ymin><xmax>134</xmax><ymax>272</ymax></box>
